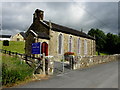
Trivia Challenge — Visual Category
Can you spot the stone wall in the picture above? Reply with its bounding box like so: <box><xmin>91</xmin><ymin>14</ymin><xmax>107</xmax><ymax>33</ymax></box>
<box><xmin>72</xmin><ymin>54</ymin><xmax>120</xmax><ymax>70</ymax></box>
<box><xmin>49</xmin><ymin>30</ymin><xmax>96</xmax><ymax>61</ymax></box>
<box><xmin>25</xmin><ymin>33</ymin><xmax>35</xmax><ymax>55</ymax></box>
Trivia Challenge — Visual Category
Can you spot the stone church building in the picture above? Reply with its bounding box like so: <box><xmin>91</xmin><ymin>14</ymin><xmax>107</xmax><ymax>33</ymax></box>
<box><xmin>25</xmin><ymin>9</ymin><xmax>96</xmax><ymax>59</ymax></box>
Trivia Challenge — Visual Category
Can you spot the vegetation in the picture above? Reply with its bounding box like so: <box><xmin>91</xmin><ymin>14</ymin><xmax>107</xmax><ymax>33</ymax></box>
<box><xmin>0</xmin><ymin>41</ymin><xmax>25</xmax><ymax>54</ymax></box>
<box><xmin>88</xmin><ymin>28</ymin><xmax>120</xmax><ymax>54</ymax></box>
<box><xmin>2</xmin><ymin>54</ymin><xmax>34</xmax><ymax>86</ymax></box>
<box><xmin>64</xmin><ymin>52</ymin><xmax>75</xmax><ymax>55</ymax></box>
<box><xmin>96</xmin><ymin>52</ymin><xmax>108</xmax><ymax>56</ymax></box>
<box><xmin>3</xmin><ymin>40</ymin><xmax>9</xmax><ymax>46</ymax></box>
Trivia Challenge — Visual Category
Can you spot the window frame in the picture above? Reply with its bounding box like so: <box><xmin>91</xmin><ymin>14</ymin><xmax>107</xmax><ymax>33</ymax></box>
<box><xmin>58</xmin><ymin>33</ymin><xmax>63</xmax><ymax>55</ymax></box>
<box><xmin>84</xmin><ymin>39</ymin><xmax>87</xmax><ymax>55</ymax></box>
<box><xmin>68</xmin><ymin>36</ymin><xmax>72</xmax><ymax>52</ymax></box>
<box><xmin>77</xmin><ymin>38</ymin><xmax>81</xmax><ymax>54</ymax></box>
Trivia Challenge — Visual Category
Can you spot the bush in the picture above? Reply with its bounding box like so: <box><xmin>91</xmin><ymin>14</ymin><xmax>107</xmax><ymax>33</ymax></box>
<box><xmin>64</xmin><ymin>52</ymin><xmax>75</xmax><ymax>55</ymax></box>
<box><xmin>2</xmin><ymin>64</ymin><xmax>21</xmax><ymax>85</ymax></box>
<box><xmin>3</xmin><ymin>40</ymin><xmax>9</xmax><ymax>46</ymax></box>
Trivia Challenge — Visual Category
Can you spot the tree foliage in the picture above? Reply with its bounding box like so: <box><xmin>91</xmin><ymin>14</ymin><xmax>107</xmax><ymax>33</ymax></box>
<box><xmin>88</xmin><ymin>28</ymin><xmax>120</xmax><ymax>54</ymax></box>
<box><xmin>105</xmin><ymin>33</ymin><xmax>120</xmax><ymax>54</ymax></box>
<box><xmin>88</xmin><ymin>28</ymin><xmax>106</xmax><ymax>54</ymax></box>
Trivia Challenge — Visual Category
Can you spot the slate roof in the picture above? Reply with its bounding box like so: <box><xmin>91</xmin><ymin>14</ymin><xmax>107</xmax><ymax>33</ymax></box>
<box><xmin>30</xmin><ymin>30</ymin><xmax>50</xmax><ymax>40</ymax></box>
<box><xmin>19</xmin><ymin>32</ymin><xmax>26</xmax><ymax>38</ymax></box>
<box><xmin>0</xmin><ymin>35</ymin><xmax>11</xmax><ymax>38</ymax></box>
<box><xmin>43</xmin><ymin>20</ymin><xmax>95</xmax><ymax>40</ymax></box>
<box><xmin>36</xmin><ymin>32</ymin><xmax>50</xmax><ymax>39</ymax></box>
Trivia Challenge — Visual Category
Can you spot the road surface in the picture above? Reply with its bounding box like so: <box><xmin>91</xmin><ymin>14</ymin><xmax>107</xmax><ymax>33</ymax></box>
<box><xmin>13</xmin><ymin>61</ymin><xmax>118</xmax><ymax>88</ymax></box>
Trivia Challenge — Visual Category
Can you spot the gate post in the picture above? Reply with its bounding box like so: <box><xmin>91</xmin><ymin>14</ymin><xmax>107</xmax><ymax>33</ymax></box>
<box><xmin>62</xmin><ymin>55</ymin><xmax>64</xmax><ymax>73</ymax></box>
<box><xmin>42</xmin><ymin>53</ymin><xmax>46</xmax><ymax>75</ymax></box>
<box><xmin>47</xmin><ymin>56</ymin><xmax>54</xmax><ymax>75</ymax></box>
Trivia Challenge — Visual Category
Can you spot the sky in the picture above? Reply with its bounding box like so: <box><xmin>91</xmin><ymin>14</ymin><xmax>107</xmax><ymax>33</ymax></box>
<box><xmin>0</xmin><ymin>1</ymin><xmax>119</xmax><ymax>35</ymax></box>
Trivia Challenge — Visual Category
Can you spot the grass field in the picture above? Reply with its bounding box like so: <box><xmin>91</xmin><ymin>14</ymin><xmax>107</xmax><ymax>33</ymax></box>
<box><xmin>0</xmin><ymin>41</ymin><xmax>34</xmax><ymax>87</ymax></box>
<box><xmin>0</xmin><ymin>41</ymin><xmax>25</xmax><ymax>54</ymax></box>
<box><xmin>2</xmin><ymin>53</ymin><xmax>34</xmax><ymax>86</ymax></box>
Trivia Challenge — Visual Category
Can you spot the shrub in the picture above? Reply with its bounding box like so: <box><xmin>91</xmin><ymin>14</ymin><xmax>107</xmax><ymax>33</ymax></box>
<box><xmin>64</xmin><ymin>52</ymin><xmax>75</xmax><ymax>56</ymax></box>
<box><xmin>64</xmin><ymin>52</ymin><xmax>75</xmax><ymax>61</ymax></box>
<box><xmin>3</xmin><ymin>40</ymin><xmax>9</xmax><ymax>46</ymax></box>
<box><xmin>2</xmin><ymin>54</ymin><xmax>34</xmax><ymax>86</ymax></box>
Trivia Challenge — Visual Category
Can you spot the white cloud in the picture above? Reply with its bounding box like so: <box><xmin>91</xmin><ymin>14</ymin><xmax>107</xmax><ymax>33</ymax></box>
<box><xmin>68</xmin><ymin>3</ymin><xmax>85</xmax><ymax>23</ymax></box>
<box><xmin>1</xmin><ymin>2</ymin><xmax>118</xmax><ymax>35</ymax></box>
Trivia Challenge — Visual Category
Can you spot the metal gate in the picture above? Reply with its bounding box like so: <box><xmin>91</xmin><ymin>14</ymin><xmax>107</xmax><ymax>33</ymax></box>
<box><xmin>53</xmin><ymin>56</ymin><xmax>74</xmax><ymax>75</ymax></box>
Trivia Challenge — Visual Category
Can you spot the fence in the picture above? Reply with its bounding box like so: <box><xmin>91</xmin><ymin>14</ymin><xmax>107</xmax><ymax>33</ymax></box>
<box><xmin>0</xmin><ymin>49</ymin><xmax>54</xmax><ymax>76</ymax></box>
<box><xmin>1</xmin><ymin>49</ymin><xmax>120</xmax><ymax>75</ymax></box>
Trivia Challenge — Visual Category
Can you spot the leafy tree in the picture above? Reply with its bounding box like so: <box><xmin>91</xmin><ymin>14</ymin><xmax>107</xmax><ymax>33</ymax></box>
<box><xmin>105</xmin><ymin>33</ymin><xmax>120</xmax><ymax>54</ymax></box>
<box><xmin>3</xmin><ymin>40</ymin><xmax>9</xmax><ymax>46</ymax></box>
<box><xmin>88</xmin><ymin>28</ymin><xmax>120</xmax><ymax>54</ymax></box>
<box><xmin>88</xmin><ymin>28</ymin><xmax>106</xmax><ymax>55</ymax></box>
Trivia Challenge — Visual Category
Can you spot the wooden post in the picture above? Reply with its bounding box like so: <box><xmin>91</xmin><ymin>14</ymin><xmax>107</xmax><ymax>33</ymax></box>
<box><xmin>15</xmin><ymin>52</ymin><xmax>17</xmax><ymax>56</ymax></box>
<box><xmin>47</xmin><ymin>56</ymin><xmax>54</xmax><ymax>75</ymax></box>
<box><xmin>0</xmin><ymin>49</ymin><xmax>1</xmax><ymax>52</ymax></box>
<box><xmin>12</xmin><ymin>52</ymin><xmax>14</xmax><ymax>55</ymax></box>
<box><xmin>62</xmin><ymin>56</ymin><xmax>64</xmax><ymax>73</ymax></box>
<box><xmin>9</xmin><ymin>51</ymin><xmax>11</xmax><ymax>55</ymax></box>
<box><xmin>70</xmin><ymin>57</ymin><xmax>72</xmax><ymax>70</ymax></box>
<box><xmin>47</xmin><ymin>57</ymin><xmax>50</xmax><ymax>75</ymax></box>
<box><xmin>21</xmin><ymin>54</ymin><xmax>23</xmax><ymax>64</ymax></box>
<box><xmin>4</xmin><ymin>50</ymin><xmax>6</xmax><ymax>54</ymax></box>
<box><xmin>42</xmin><ymin>53</ymin><xmax>45</xmax><ymax>75</ymax></box>
<box><xmin>24</xmin><ymin>55</ymin><xmax>27</xmax><ymax>61</ymax></box>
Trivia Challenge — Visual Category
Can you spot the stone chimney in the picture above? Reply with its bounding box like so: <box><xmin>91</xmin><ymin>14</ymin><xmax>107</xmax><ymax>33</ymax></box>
<box><xmin>33</xmin><ymin>9</ymin><xmax>44</xmax><ymax>22</ymax></box>
<box><xmin>49</xmin><ymin>20</ymin><xmax>52</xmax><ymax>29</ymax></box>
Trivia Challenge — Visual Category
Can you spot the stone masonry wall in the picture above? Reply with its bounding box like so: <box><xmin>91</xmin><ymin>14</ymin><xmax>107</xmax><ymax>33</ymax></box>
<box><xmin>49</xmin><ymin>30</ymin><xmax>96</xmax><ymax>61</ymax></box>
<box><xmin>72</xmin><ymin>54</ymin><xmax>120</xmax><ymax>70</ymax></box>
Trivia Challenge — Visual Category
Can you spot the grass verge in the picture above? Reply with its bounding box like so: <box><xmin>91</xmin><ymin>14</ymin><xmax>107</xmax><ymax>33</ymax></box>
<box><xmin>2</xmin><ymin>53</ymin><xmax>34</xmax><ymax>87</ymax></box>
<box><xmin>96</xmin><ymin>52</ymin><xmax>109</xmax><ymax>56</ymax></box>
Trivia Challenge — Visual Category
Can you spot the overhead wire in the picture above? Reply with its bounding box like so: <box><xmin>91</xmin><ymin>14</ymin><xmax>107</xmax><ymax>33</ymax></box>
<box><xmin>73</xmin><ymin>1</ymin><xmax>117</xmax><ymax>33</ymax></box>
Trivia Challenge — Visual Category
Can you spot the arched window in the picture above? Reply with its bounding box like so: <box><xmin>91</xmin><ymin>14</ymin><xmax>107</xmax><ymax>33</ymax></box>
<box><xmin>69</xmin><ymin>36</ymin><xmax>72</xmax><ymax>52</ymax></box>
<box><xmin>77</xmin><ymin>38</ymin><xmax>80</xmax><ymax>54</ymax></box>
<box><xmin>84</xmin><ymin>39</ymin><xmax>87</xmax><ymax>55</ymax></box>
<box><xmin>58</xmin><ymin>34</ymin><xmax>62</xmax><ymax>54</ymax></box>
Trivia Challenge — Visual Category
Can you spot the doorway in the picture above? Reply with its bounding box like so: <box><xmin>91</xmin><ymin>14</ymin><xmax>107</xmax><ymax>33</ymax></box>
<box><xmin>41</xmin><ymin>42</ymin><xmax>48</xmax><ymax>56</ymax></box>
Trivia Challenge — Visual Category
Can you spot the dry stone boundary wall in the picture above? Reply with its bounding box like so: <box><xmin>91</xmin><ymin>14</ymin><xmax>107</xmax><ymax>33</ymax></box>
<box><xmin>72</xmin><ymin>54</ymin><xmax>120</xmax><ymax>70</ymax></box>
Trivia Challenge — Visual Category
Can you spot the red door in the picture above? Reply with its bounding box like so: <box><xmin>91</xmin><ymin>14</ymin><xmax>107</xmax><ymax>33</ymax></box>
<box><xmin>41</xmin><ymin>42</ymin><xmax>48</xmax><ymax>56</ymax></box>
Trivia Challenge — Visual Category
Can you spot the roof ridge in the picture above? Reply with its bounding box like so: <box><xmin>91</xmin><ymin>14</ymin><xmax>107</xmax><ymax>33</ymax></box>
<box><xmin>43</xmin><ymin>20</ymin><xmax>95</xmax><ymax>40</ymax></box>
<box><xmin>44</xmin><ymin>20</ymin><xmax>84</xmax><ymax>33</ymax></box>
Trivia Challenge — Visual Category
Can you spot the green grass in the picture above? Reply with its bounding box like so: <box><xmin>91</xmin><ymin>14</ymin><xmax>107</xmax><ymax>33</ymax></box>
<box><xmin>2</xmin><ymin>54</ymin><xmax>34</xmax><ymax>86</ymax></box>
<box><xmin>0</xmin><ymin>41</ymin><xmax>25</xmax><ymax>54</ymax></box>
<box><xmin>96</xmin><ymin>52</ymin><xmax>109</xmax><ymax>56</ymax></box>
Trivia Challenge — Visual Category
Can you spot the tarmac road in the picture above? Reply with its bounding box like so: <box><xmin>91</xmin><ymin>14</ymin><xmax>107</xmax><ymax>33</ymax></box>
<box><xmin>13</xmin><ymin>61</ymin><xmax>118</xmax><ymax>88</ymax></box>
